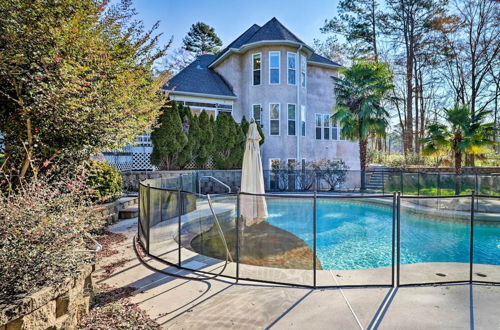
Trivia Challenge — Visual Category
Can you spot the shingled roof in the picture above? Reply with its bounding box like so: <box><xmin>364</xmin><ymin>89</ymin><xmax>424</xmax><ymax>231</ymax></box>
<box><xmin>165</xmin><ymin>54</ymin><xmax>236</xmax><ymax>98</ymax></box>
<box><xmin>165</xmin><ymin>18</ymin><xmax>341</xmax><ymax>97</ymax></box>
<box><xmin>309</xmin><ymin>53</ymin><xmax>341</xmax><ymax>67</ymax></box>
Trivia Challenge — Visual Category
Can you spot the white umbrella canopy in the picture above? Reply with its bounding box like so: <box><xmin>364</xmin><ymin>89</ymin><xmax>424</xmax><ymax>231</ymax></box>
<box><xmin>240</xmin><ymin>121</ymin><xmax>268</xmax><ymax>226</ymax></box>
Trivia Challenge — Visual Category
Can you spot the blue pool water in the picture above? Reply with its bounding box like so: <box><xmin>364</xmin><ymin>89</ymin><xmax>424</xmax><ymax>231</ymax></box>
<box><xmin>265</xmin><ymin>199</ymin><xmax>500</xmax><ymax>270</ymax></box>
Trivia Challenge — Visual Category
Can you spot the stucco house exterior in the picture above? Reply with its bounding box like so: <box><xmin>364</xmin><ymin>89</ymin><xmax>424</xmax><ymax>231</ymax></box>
<box><xmin>105</xmin><ymin>17</ymin><xmax>359</xmax><ymax>171</ymax></box>
<box><xmin>166</xmin><ymin>17</ymin><xmax>359</xmax><ymax>171</ymax></box>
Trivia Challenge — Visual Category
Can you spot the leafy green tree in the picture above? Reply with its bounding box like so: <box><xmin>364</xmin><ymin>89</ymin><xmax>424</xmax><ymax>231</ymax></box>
<box><xmin>421</xmin><ymin>105</ymin><xmax>496</xmax><ymax>177</ymax></box>
<box><xmin>0</xmin><ymin>0</ymin><xmax>169</xmax><ymax>181</ymax></box>
<box><xmin>213</xmin><ymin>113</ymin><xmax>244</xmax><ymax>169</ymax></box>
<box><xmin>150</xmin><ymin>103</ymin><xmax>188</xmax><ymax>170</ymax></box>
<box><xmin>196</xmin><ymin>111</ymin><xmax>215</xmax><ymax>168</ymax></box>
<box><xmin>183</xmin><ymin>22</ymin><xmax>222</xmax><ymax>56</ymax></box>
<box><xmin>332</xmin><ymin>60</ymin><xmax>393</xmax><ymax>189</ymax></box>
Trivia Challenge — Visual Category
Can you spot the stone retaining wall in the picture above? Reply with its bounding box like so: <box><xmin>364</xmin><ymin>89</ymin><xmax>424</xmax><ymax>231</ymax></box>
<box><xmin>0</xmin><ymin>264</ymin><xmax>94</xmax><ymax>330</ymax></box>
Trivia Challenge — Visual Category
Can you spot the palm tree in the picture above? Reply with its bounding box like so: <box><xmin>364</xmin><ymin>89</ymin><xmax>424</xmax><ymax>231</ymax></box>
<box><xmin>421</xmin><ymin>105</ymin><xmax>496</xmax><ymax>193</ymax></box>
<box><xmin>332</xmin><ymin>60</ymin><xmax>393</xmax><ymax>190</ymax></box>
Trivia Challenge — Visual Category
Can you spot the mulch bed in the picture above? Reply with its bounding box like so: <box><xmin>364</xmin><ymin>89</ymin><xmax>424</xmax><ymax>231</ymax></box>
<box><xmin>78</xmin><ymin>230</ymin><xmax>160</xmax><ymax>329</ymax></box>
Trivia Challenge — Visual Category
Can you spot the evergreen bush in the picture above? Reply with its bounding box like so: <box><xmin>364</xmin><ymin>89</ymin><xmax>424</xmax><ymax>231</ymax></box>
<box><xmin>85</xmin><ymin>160</ymin><xmax>123</xmax><ymax>203</ymax></box>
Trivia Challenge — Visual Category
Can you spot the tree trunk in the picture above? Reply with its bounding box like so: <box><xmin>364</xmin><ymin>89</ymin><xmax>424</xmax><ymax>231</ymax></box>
<box><xmin>454</xmin><ymin>151</ymin><xmax>462</xmax><ymax>195</ymax></box>
<box><xmin>371</xmin><ymin>0</ymin><xmax>378</xmax><ymax>62</ymax></box>
<box><xmin>405</xmin><ymin>26</ymin><xmax>414</xmax><ymax>154</ymax></box>
<box><xmin>414</xmin><ymin>61</ymin><xmax>420</xmax><ymax>154</ymax></box>
<box><xmin>359</xmin><ymin>138</ymin><xmax>368</xmax><ymax>191</ymax></box>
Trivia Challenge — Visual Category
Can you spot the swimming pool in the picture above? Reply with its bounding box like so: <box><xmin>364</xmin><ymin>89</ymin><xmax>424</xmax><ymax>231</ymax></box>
<box><xmin>265</xmin><ymin>198</ymin><xmax>500</xmax><ymax>270</ymax></box>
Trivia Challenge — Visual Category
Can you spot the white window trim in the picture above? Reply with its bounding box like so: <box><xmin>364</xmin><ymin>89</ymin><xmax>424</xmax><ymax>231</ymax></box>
<box><xmin>315</xmin><ymin>113</ymin><xmax>322</xmax><ymax>140</ymax></box>
<box><xmin>301</xmin><ymin>105</ymin><xmax>306</xmax><ymax>137</ymax></box>
<box><xmin>331</xmin><ymin>118</ymin><xmax>340</xmax><ymax>141</ymax></box>
<box><xmin>251</xmin><ymin>104</ymin><xmax>263</xmax><ymax>128</ymax></box>
<box><xmin>269</xmin><ymin>51</ymin><xmax>280</xmax><ymax>85</ymax></box>
<box><xmin>287</xmin><ymin>103</ymin><xmax>296</xmax><ymax>136</ymax></box>
<box><xmin>323</xmin><ymin>114</ymin><xmax>331</xmax><ymax>140</ymax></box>
<box><xmin>301</xmin><ymin>54</ymin><xmax>307</xmax><ymax>88</ymax></box>
<box><xmin>269</xmin><ymin>103</ymin><xmax>280</xmax><ymax>136</ymax></box>
<box><xmin>287</xmin><ymin>52</ymin><xmax>297</xmax><ymax>85</ymax></box>
<box><xmin>251</xmin><ymin>52</ymin><xmax>262</xmax><ymax>86</ymax></box>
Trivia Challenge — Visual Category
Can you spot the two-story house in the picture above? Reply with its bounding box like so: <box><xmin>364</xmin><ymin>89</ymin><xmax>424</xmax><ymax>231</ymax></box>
<box><xmin>166</xmin><ymin>17</ymin><xmax>359</xmax><ymax>170</ymax></box>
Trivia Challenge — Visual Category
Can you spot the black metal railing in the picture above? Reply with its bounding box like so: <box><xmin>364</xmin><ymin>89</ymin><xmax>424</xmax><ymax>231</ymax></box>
<box><xmin>137</xmin><ymin>172</ymin><xmax>500</xmax><ymax>288</ymax></box>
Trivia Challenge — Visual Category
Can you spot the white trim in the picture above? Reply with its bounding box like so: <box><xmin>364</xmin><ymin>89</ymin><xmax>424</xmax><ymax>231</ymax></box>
<box><xmin>287</xmin><ymin>52</ymin><xmax>297</xmax><ymax>85</ymax></box>
<box><xmin>315</xmin><ymin>113</ymin><xmax>322</xmax><ymax>140</ymax></box>
<box><xmin>301</xmin><ymin>54</ymin><xmax>307</xmax><ymax>88</ymax></box>
<box><xmin>251</xmin><ymin>52</ymin><xmax>262</xmax><ymax>86</ymax></box>
<box><xmin>208</xmin><ymin>40</ymin><xmax>314</xmax><ymax>69</ymax></box>
<box><xmin>308</xmin><ymin>61</ymin><xmax>341</xmax><ymax>69</ymax></box>
<box><xmin>168</xmin><ymin>90</ymin><xmax>237</xmax><ymax>100</ymax></box>
<box><xmin>300</xmin><ymin>105</ymin><xmax>306</xmax><ymax>137</ymax></box>
<box><xmin>287</xmin><ymin>103</ymin><xmax>296</xmax><ymax>136</ymax></box>
<box><xmin>251</xmin><ymin>103</ymin><xmax>263</xmax><ymax>128</ymax></box>
<box><xmin>268</xmin><ymin>51</ymin><xmax>280</xmax><ymax>85</ymax></box>
<box><xmin>269</xmin><ymin>103</ymin><xmax>280</xmax><ymax>136</ymax></box>
<box><xmin>323</xmin><ymin>114</ymin><xmax>331</xmax><ymax>140</ymax></box>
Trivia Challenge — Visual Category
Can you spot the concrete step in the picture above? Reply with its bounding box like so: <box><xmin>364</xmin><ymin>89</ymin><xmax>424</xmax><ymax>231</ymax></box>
<box><xmin>119</xmin><ymin>206</ymin><xmax>139</xmax><ymax>219</ymax></box>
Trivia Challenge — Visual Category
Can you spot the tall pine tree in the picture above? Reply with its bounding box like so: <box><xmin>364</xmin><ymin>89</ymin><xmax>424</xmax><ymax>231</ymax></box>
<box><xmin>183</xmin><ymin>22</ymin><xmax>222</xmax><ymax>56</ymax></box>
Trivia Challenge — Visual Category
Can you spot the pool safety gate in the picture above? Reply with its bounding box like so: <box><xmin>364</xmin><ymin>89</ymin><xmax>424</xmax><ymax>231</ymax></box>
<box><xmin>138</xmin><ymin>175</ymin><xmax>500</xmax><ymax>288</ymax></box>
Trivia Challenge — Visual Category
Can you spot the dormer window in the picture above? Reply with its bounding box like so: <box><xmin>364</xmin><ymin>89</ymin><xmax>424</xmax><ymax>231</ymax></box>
<box><xmin>252</xmin><ymin>53</ymin><xmax>261</xmax><ymax>85</ymax></box>
<box><xmin>269</xmin><ymin>51</ymin><xmax>280</xmax><ymax>84</ymax></box>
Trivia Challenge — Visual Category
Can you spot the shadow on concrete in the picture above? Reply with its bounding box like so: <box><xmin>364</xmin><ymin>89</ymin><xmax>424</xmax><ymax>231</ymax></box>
<box><xmin>264</xmin><ymin>289</ymin><xmax>314</xmax><ymax>329</ymax></box>
<box><xmin>367</xmin><ymin>287</ymin><xmax>398</xmax><ymax>330</ymax></box>
<box><xmin>159</xmin><ymin>284</ymin><xmax>235</xmax><ymax>325</ymax></box>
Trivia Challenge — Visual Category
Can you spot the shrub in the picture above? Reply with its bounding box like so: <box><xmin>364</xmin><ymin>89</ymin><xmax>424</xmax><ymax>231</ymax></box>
<box><xmin>0</xmin><ymin>177</ymin><xmax>102</xmax><ymax>302</ymax></box>
<box><xmin>85</xmin><ymin>160</ymin><xmax>123</xmax><ymax>203</ymax></box>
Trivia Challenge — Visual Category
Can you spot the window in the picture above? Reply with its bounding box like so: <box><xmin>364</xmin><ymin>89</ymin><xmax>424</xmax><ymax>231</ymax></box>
<box><xmin>301</xmin><ymin>105</ymin><xmax>306</xmax><ymax>136</ymax></box>
<box><xmin>269</xmin><ymin>158</ymin><xmax>281</xmax><ymax>170</ymax></box>
<box><xmin>252</xmin><ymin>53</ymin><xmax>261</xmax><ymax>85</ymax></box>
<box><xmin>332</xmin><ymin>119</ymin><xmax>338</xmax><ymax>140</ymax></box>
<box><xmin>269</xmin><ymin>51</ymin><xmax>280</xmax><ymax>84</ymax></box>
<box><xmin>287</xmin><ymin>104</ymin><xmax>296</xmax><ymax>136</ymax></box>
<box><xmin>287</xmin><ymin>158</ymin><xmax>296</xmax><ymax>169</ymax></box>
<box><xmin>323</xmin><ymin>114</ymin><xmax>331</xmax><ymax>140</ymax></box>
<box><xmin>315</xmin><ymin>114</ymin><xmax>322</xmax><ymax>139</ymax></box>
<box><xmin>287</xmin><ymin>52</ymin><xmax>296</xmax><ymax>85</ymax></box>
<box><xmin>252</xmin><ymin>104</ymin><xmax>263</xmax><ymax>128</ymax></box>
<box><xmin>300</xmin><ymin>55</ymin><xmax>307</xmax><ymax>88</ymax></box>
<box><xmin>269</xmin><ymin>103</ymin><xmax>280</xmax><ymax>135</ymax></box>
<box><xmin>218</xmin><ymin>109</ymin><xmax>232</xmax><ymax>117</ymax></box>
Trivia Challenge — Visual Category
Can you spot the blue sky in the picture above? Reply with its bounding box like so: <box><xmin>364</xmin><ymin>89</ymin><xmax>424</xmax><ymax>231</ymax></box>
<box><xmin>125</xmin><ymin>0</ymin><xmax>340</xmax><ymax>52</ymax></box>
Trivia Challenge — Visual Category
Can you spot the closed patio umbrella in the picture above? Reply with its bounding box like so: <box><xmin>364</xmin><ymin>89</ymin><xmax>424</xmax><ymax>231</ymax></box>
<box><xmin>240</xmin><ymin>121</ymin><xmax>268</xmax><ymax>226</ymax></box>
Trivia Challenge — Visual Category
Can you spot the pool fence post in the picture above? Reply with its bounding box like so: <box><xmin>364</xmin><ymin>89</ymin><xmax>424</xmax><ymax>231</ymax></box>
<box><xmin>392</xmin><ymin>192</ymin><xmax>396</xmax><ymax>287</ymax></box>
<box><xmin>396</xmin><ymin>192</ymin><xmax>401</xmax><ymax>287</ymax></box>
<box><xmin>400</xmin><ymin>171</ymin><xmax>403</xmax><ymax>194</ymax></box>
<box><xmin>178</xmin><ymin>186</ymin><xmax>182</xmax><ymax>267</ymax></box>
<box><xmin>437</xmin><ymin>172</ymin><xmax>441</xmax><ymax>196</ymax></box>
<box><xmin>417</xmin><ymin>172</ymin><xmax>420</xmax><ymax>196</ymax></box>
<box><xmin>146</xmin><ymin>183</ymin><xmax>151</xmax><ymax>254</ymax></box>
<box><xmin>382</xmin><ymin>171</ymin><xmax>385</xmax><ymax>195</ymax></box>
<box><xmin>236</xmin><ymin>190</ymin><xmax>240</xmax><ymax>283</ymax></box>
<box><xmin>470</xmin><ymin>191</ymin><xmax>475</xmax><ymax>283</ymax></box>
<box><xmin>313</xmin><ymin>191</ymin><xmax>317</xmax><ymax>288</ymax></box>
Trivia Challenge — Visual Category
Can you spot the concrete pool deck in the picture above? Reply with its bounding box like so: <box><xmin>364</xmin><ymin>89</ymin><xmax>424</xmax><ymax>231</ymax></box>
<box><xmin>97</xmin><ymin>217</ymin><xmax>500</xmax><ymax>329</ymax></box>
